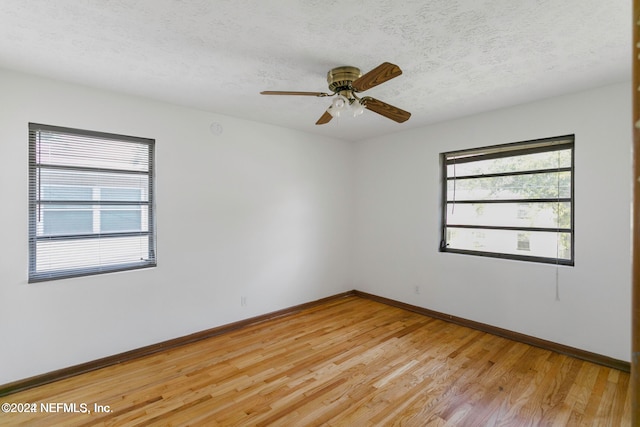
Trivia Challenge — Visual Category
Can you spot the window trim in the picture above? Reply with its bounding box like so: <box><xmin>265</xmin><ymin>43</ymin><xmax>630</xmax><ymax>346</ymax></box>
<box><xmin>28</xmin><ymin>123</ymin><xmax>156</xmax><ymax>282</ymax></box>
<box><xmin>439</xmin><ymin>135</ymin><xmax>575</xmax><ymax>266</ymax></box>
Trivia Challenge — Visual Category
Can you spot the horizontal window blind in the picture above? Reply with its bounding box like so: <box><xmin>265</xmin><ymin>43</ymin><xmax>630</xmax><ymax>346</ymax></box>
<box><xmin>440</xmin><ymin>135</ymin><xmax>574</xmax><ymax>265</ymax></box>
<box><xmin>29</xmin><ymin>123</ymin><xmax>156</xmax><ymax>282</ymax></box>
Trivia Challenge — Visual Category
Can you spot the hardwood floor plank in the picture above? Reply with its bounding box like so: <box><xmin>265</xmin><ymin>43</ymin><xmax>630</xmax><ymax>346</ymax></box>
<box><xmin>0</xmin><ymin>296</ymin><xmax>629</xmax><ymax>426</ymax></box>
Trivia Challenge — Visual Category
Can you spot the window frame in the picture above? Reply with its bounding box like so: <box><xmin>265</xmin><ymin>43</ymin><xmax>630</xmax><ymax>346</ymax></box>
<box><xmin>439</xmin><ymin>135</ymin><xmax>575</xmax><ymax>266</ymax></box>
<box><xmin>28</xmin><ymin>123</ymin><xmax>156</xmax><ymax>282</ymax></box>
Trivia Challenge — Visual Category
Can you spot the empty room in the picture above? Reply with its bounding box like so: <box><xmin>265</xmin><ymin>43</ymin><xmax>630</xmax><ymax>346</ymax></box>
<box><xmin>0</xmin><ymin>1</ymin><xmax>636</xmax><ymax>425</ymax></box>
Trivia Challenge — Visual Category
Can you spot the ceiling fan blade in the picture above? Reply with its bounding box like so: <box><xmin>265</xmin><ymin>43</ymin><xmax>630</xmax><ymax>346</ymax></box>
<box><xmin>362</xmin><ymin>97</ymin><xmax>411</xmax><ymax>123</ymax></box>
<box><xmin>260</xmin><ymin>91</ymin><xmax>330</xmax><ymax>97</ymax></box>
<box><xmin>316</xmin><ymin>110</ymin><xmax>333</xmax><ymax>125</ymax></box>
<box><xmin>352</xmin><ymin>62</ymin><xmax>402</xmax><ymax>92</ymax></box>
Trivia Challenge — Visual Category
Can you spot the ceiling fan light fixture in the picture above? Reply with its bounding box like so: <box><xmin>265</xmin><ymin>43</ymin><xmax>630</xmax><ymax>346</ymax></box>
<box><xmin>328</xmin><ymin>95</ymin><xmax>366</xmax><ymax>119</ymax></box>
<box><xmin>328</xmin><ymin>94</ymin><xmax>349</xmax><ymax>118</ymax></box>
<box><xmin>332</xmin><ymin>95</ymin><xmax>347</xmax><ymax>109</ymax></box>
<box><xmin>351</xmin><ymin>99</ymin><xmax>364</xmax><ymax>117</ymax></box>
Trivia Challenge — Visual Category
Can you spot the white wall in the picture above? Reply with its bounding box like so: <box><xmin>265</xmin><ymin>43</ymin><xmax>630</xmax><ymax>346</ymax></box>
<box><xmin>353</xmin><ymin>82</ymin><xmax>632</xmax><ymax>361</ymax></box>
<box><xmin>0</xmin><ymin>69</ymin><xmax>353</xmax><ymax>384</ymax></box>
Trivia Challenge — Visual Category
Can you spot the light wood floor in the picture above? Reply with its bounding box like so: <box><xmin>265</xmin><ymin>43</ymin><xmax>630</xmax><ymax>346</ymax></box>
<box><xmin>0</xmin><ymin>296</ymin><xmax>630</xmax><ymax>426</ymax></box>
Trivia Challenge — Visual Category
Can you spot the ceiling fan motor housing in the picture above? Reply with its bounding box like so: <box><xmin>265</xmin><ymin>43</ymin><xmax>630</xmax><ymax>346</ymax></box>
<box><xmin>327</xmin><ymin>66</ymin><xmax>361</xmax><ymax>94</ymax></box>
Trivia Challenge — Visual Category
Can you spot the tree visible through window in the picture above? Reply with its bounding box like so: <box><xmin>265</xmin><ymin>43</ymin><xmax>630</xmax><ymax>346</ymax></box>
<box><xmin>28</xmin><ymin>123</ymin><xmax>156</xmax><ymax>282</ymax></box>
<box><xmin>440</xmin><ymin>135</ymin><xmax>574</xmax><ymax>265</ymax></box>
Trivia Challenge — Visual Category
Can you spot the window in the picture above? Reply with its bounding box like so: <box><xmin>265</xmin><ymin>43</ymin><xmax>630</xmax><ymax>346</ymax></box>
<box><xmin>440</xmin><ymin>135</ymin><xmax>574</xmax><ymax>265</ymax></box>
<box><xmin>516</xmin><ymin>233</ymin><xmax>531</xmax><ymax>251</ymax></box>
<box><xmin>29</xmin><ymin>123</ymin><xmax>156</xmax><ymax>282</ymax></box>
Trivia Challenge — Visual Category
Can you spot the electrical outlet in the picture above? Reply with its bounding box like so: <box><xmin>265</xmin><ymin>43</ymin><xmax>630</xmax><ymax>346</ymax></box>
<box><xmin>414</xmin><ymin>286</ymin><xmax>420</xmax><ymax>295</ymax></box>
<box><xmin>241</xmin><ymin>296</ymin><xmax>247</xmax><ymax>306</ymax></box>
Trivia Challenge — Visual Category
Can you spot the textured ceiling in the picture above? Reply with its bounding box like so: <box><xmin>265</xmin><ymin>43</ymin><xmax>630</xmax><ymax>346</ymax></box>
<box><xmin>0</xmin><ymin>0</ymin><xmax>631</xmax><ymax>141</ymax></box>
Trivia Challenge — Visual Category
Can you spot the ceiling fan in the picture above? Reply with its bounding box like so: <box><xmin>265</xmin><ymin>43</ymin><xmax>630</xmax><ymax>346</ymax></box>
<box><xmin>260</xmin><ymin>62</ymin><xmax>411</xmax><ymax>125</ymax></box>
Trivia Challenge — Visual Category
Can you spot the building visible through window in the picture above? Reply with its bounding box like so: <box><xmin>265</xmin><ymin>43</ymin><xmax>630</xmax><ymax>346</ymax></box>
<box><xmin>517</xmin><ymin>233</ymin><xmax>531</xmax><ymax>251</ymax></box>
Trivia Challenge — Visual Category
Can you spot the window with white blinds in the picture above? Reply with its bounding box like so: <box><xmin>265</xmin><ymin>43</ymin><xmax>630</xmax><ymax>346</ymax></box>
<box><xmin>28</xmin><ymin>123</ymin><xmax>156</xmax><ymax>282</ymax></box>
